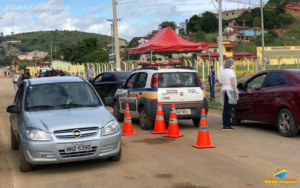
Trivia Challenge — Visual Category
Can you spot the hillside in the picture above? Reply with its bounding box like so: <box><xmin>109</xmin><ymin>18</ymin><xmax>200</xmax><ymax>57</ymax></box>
<box><xmin>0</xmin><ymin>30</ymin><xmax>111</xmax><ymax>55</ymax></box>
<box><xmin>265</xmin><ymin>0</ymin><xmax>294</xmax><ymax>7</ymax></box>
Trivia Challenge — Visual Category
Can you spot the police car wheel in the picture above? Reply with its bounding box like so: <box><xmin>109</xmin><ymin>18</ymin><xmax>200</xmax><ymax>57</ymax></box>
<box><xmin>114</xmin><ymin>102</ymin><xmax>124</xmax><ymax>122</ymax></box>
<box><xmin>139</xmin><ymin>107</ymin><xmax>153</xmax><ymax>130</ymax></box>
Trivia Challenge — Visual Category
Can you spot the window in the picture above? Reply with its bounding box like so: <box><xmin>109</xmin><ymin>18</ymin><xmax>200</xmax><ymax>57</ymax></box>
<box><xmin>232</xmin><ymin>12</ymin><xmax>234</xmax><ymax>15</ymax></box>
<box><xmin>295</xmin><ymin>73</ymin><xmax>300</xmax><ymax>78</ymax></box>
<box><xmin>266</xmin><ymin>73</ymin><xmax>289</xmax><ymax>87</ymax></box>
<box><xmin>226</xmin><ymin>14</ymin><xmax>228</xmax><ymax>16</ymax></box>
<box><xmin>101</xmin><ymin>73</ymin><xmax>115</xmax><ymax>82</ymax></box>
<box><xmin>94</xmin><ymin>74</ymin><xmax>103</xmax><ymax>82</ymax></box>
<box><xmin>15</xmin><ymin>84</ymin><xmax>25</xmax><ymax>110</ymax></box>
<box><xmin>158</xmin><ymin>58</ymin><xmax>162</xmax><ymax>61</ymax></box>
<box><xmin>246</xmin><ymin>74</ymin><xmax>267</xmax><ymax>90</ymax></box>
<box><xmin>227</xmin><ymin>36</ymin><xmax>229</xmax><ymax>39</ymax></box>
<box><xmin>25</xmin><ymin>82</ymin><xmax>101</xmax><ymax>111</ymax></box>
<box><xmin>115</xmin><ymin>72</ymin><xmax>132</xmax><ymax>80</ymax></box>
<box><xmin>136</xmin><ymin>73</ymin><xmax>148</xmax><ymax>88</ymax></box>
<box><xmin>159</xmin><ymin>72</ymin><xmax>199</xmax><ymax>88</ymax></box>
<box><xmin>125</xmin><ymin>74</ymin><xmax>137</xmax><ymax>89</ymax></box>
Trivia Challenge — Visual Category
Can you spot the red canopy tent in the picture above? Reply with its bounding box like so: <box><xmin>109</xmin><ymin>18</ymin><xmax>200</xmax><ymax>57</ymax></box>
<box><xmin>128</xmin><ymin>27</ymin><xmax>209</xmax><ymax>55</ymax></box>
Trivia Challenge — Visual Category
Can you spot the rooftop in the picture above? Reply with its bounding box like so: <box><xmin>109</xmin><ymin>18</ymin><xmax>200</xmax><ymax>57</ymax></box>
<box><xmin>27</xmin><ymin>76</ymin><xmax>85</xmax><ymax>85</ymax></box>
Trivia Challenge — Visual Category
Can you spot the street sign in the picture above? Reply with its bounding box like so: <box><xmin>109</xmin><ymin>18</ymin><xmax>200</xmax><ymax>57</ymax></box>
<box><xmin>109</xmin><ymin>53</ymin><xmax>115</xmax><ymax>63</ymax></box>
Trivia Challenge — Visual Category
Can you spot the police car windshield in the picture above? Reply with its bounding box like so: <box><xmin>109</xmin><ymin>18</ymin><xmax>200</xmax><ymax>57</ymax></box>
<box><xmin>159</xmin><ymin>73</ymin><xmax>199</xmax><ymax>88</ymax></box>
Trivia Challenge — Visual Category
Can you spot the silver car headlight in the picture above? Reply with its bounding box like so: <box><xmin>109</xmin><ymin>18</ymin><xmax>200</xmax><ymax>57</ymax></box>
<box><xmin>102</xmin><ymin>121</ymin><xmax>120</xmax><ymax>136</ymax></box>
<box><xmin>26</xmin><ymin>128</ymin><xmax>50</xmax><ymax>141</ymax></box>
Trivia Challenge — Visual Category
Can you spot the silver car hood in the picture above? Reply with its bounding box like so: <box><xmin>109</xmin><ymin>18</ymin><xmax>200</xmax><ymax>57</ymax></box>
<box><xmin>25</xmin><ymin>107</ymin><xmax>115</xmax><ymax>133</ymax></box>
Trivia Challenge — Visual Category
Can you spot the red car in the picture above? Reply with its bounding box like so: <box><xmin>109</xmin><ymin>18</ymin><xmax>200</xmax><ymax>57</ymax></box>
<box><xmin>232</xmin><ymin>69</ymin><xmax>300</xmax><ymax>137</ymax></box>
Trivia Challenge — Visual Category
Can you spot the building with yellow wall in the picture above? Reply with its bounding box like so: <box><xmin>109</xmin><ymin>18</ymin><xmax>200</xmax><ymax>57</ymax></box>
<box><xmin>257</xmin><ymin>46</ymin><xmax>300</xmax><ymax>65</ymax></box>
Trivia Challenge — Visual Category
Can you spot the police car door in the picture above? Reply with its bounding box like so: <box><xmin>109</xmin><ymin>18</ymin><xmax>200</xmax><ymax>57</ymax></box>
<box><xmin>120</xmin><ymin>73</ymin><xmax>138</xmax><ymax>114</ymax></box>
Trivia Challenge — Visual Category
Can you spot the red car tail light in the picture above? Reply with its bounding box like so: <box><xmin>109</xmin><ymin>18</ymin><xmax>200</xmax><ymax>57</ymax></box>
<box><xmin>151</xmin><ymin>73</ymin><xmax>159</xmax><ymax>88</ymax></box>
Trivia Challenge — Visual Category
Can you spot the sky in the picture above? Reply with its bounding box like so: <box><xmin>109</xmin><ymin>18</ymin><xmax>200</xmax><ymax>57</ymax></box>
<box><xmin>0</xmin><ymin>0</ymin><xmax>267</xmax><ymax>41</ymax></box>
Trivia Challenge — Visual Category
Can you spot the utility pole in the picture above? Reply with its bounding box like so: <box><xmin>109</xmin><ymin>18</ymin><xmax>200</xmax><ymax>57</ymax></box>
<box><xmin>218</xmin><ymin>0</ymin><xmax>224</xmax><ymax>72</ymax></box>
<box><xmin>107</xmin><ymin>18</ymin><xmax>120</xmax><ymax>69</ymax></box>
<box><xmin>35</xmin><ymin>51</ymin><xmax>37</xmax><ymax>67</ymax></box>
<box><xmin>260</xmin><ymin>0</ymin><xmax>265</xmax><ymax>70</ymax></box>
<box><xmin>111</xmin><ymin>24</ymin><xmax>114</xmax><ymax>55</ymax></box>
<box><xmin>112</xmin><ymin>0</ymin><xmax>121</xmax><ymax>71</ymax></box>
<box><xmin>241</xmin><ymin>19</ymin><xmax>248</xmax><ymax>62</ymax></box>
<box><xmin>11</xmin><ymin>15</ymin><xmax>14</xmax><ymax>35</ymax></box>
<box><xmin>55</xmin><ymin>46</ymin><xmax>56</xmax><ymax>58</ymax></box>
<box><xmin>51</xmin><ymin>40</ymin><xmax>53</xmax><ymax>63</ymax></box>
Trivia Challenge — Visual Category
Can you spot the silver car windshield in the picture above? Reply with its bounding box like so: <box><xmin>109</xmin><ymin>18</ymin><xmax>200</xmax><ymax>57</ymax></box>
<box><xmin>25</xmin><ymin>82</ymin><xmax>101</xmax><ymax>111</ymax></box>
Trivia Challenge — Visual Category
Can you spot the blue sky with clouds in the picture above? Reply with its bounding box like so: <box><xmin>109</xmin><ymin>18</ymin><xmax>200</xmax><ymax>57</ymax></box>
<box><xmin>0</xmin><ymin>0</ymin><xmax>266</xmax><ymax>40</ymax></box>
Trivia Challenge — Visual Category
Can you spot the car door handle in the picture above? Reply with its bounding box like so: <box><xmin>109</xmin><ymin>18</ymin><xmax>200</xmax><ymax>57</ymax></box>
<box><xmin>253</xmin><ymin>95</ymin><xmax>258</xmax><ymax>98</ymax></box>
<box><xmin>139</xmin><ymin>92</ymin><xmax>142</xmax><ymax>95</ymax></box>
<box><xmin>276</xmin><ymin>95</ymin><xmax>280</xmax><ymax>98</ymax></box>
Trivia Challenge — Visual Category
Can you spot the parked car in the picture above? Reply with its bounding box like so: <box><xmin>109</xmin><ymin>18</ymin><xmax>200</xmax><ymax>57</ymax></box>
<box><xmin>232</xmin><ymin>69</ymin><xmax>300</xmax><ymax>137</ymax></box>
<box><xmin>113</xmin><ymin>67</ymin><xmax>208</xmax><ymax>129</ymax></box>
<box><xmin>7</xmin><ymin>77</ymin><xmax>121</xmax><ymax>172</ymax></box>
<box><xmin>91</xmin><ymin>71</ymin><xmax>132</xmax><ymax>100</ymax></box>
<box><xmin>12</xmin><ymin>75</ymin><xmax>20</xmax><ymax>93</ymax></box>
<box><xmin>38</xmin><ymin>69</ymin><xmax>71</xmax><ymax>77</ymax></box>
<box><xmin>36</xmin><ymin>68</ymin><xmax>52</xmax><ymax>78</ymax></box>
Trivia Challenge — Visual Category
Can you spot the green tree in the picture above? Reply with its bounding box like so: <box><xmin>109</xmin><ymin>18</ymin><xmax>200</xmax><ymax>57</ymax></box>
<box><xmin>234</xmin><ymin>11</ymin><xmax>253</xmax><ymax>27</ymax></box>
<box><xmin>252</xmin><ymin>17</ymin><xmax>261</xmax><ymax>27</ymax></box>
<box><xmin>278</xmin><ymin>13</ymin><xmax>293</xmax><ymax>26</ymax></box>
<box><xmin>123</xmin><ymin>49</ymin><xmax>140</xmax><ymax>61</ymax></box>
<box><xmin>187</xmin><ymin>15</ymin><xmax>201</xmax><ymax>33</ymax></box>
<box><xmin>264</xmin><ymin>11</ymin><xmax>280</xmax><ymax>29</ymax></box>
<box><xmin>82</xmin><ymin>49</ymin><xmax>108</xmax><ymax>62</ymax></box>
<box><xmin>19</xmin><ymin>59</ymin><xmax>30</xmax><ymax>70</ymax></box>
<box><xmin>129</xmin><ymin>38</ymin><xmax>139</xmax><ymax>48</ymax></box>
<box><xmin>194</xmin><ymin>31</ymin><xmax>206</xmax><ymax>42</ymax></box>
<box><xmin>200</xmin><ymin>11</ymin><xmax>219</xmax><ymax>33</ymax></box>
<box><xmin>2</xmin><ymin>56</ymin><xmax>15</xmax><ymax>66</ymax></box>
<box><xmin>159</xmin><ymin>21</ymin><xmax>177</xmax><ymax>30</ymax></box>
<box><xmin>251</xmin><ymin>8</ymin><xmax>261</xmax><ymax>18</ymax></box>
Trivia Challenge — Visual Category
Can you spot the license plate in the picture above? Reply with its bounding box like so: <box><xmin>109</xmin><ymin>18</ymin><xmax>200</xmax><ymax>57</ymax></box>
<box><xmin>65</xmin><ymin>142</ymin><xmax>92</xmax><ymax>153</ymax></box>
<box><xmin>176</xmin><ymin>109</ymin><xmax>191</xmax><ymax>115</ymax></box>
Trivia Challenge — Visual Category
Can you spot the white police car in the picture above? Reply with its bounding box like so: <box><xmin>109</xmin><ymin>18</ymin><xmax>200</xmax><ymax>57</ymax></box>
<box><xmin>113</xmin><ymin>63</ymin><xmax>208</xmax><ymax>130</ymax></box>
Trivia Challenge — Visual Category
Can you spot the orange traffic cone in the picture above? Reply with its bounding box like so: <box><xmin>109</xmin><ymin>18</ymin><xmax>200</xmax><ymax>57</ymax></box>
<box><xmin>121</xmin><ymin>103</ymin><xmax>138</xmax><ymax>135</ymax></box>
<box><xmin>192</xmin><ymin>108</ymin><xmax>216</xmax><ymax>148</ymax></box>
<box><xmin>163</xmin><ymin>104</ymin><xmax>184</xmax><ymax>138</ymax></box>
<box><xmin>152</xmin><ymin>102</ymin><xmax>167</xmax><ymax>134</ymax></box>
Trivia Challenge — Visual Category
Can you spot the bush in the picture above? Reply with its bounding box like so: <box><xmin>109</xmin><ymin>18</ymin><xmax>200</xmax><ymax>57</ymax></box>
<box><xmin>268</xmin><ymin>30</ymin><xmax>279</xmax><ymax>38</ymax></box>
<box><xmin>279</xmin><ymin>13</ymin><xmax>293</xmax><ymax>26</ymax></box>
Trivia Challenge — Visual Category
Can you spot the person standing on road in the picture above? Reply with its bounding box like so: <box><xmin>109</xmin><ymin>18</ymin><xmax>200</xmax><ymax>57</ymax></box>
<box><xmin>219</xmin><ymin>59</ymin><xmax>238</xmax><ymax>131</ymax></box>
<box><xmin>87</xmin><ymin>63</ymin><xmax>94</xmax><ymax>82</ymax></box>
<box><xmin>208</xmin><ymin>66</ymin><xmax>215</xmax><ymax>99</ymax></box>
<box><xmin>17</xmin><ymin>69</ymin><xmax>32</xmax><ymax>88</ymax></box>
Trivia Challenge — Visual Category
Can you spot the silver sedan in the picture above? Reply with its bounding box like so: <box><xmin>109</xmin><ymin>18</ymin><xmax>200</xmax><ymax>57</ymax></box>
<box><xmin>7</xmin><ymin>77</ymin><xmax>121</xmax><ymax>172</ymax></box>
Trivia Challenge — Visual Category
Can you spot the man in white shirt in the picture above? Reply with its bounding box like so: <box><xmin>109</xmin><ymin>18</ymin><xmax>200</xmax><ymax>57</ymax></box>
<box><xmin>87</xmin><ymin>63</ymin><xmax>94</xmax><ymax>82</ymax></box>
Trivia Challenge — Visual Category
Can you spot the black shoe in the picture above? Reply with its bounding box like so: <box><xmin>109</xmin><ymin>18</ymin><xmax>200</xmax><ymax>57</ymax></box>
<box><xmin>226</xmin><ymin>127</ymin><xmax>234</xmax><ymax>131</ymax></box>
<box><xmin>222</xmin><ymin>127</ymin><xmax>227</xmax><ymax>131</ymax></box>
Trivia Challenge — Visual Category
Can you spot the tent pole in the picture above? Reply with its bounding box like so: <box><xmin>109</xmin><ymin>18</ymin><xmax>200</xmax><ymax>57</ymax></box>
<box><xmin>151</xmin><ymin>50</ymin><xmax>153</xmax><ymax>63</ymax></box>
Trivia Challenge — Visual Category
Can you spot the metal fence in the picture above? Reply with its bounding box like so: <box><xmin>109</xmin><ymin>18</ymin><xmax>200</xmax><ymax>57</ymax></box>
<box><xmin>24</xmin><ymin>60</ymin><xmax>257</xmax><ymax>81</ymax></box>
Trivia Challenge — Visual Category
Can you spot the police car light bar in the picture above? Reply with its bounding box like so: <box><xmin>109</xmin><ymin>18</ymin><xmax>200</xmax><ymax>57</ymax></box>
<box><xmin>138</xmin><ymin>62</ymin><xmax>183</xmax><ymax>66</ymax></box>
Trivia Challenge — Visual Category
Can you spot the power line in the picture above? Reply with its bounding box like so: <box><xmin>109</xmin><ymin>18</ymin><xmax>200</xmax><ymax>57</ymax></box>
<box><xmin>49</xmin><ymin>4</ymin><xmax>112</xmax><ymax>29</ymax></box>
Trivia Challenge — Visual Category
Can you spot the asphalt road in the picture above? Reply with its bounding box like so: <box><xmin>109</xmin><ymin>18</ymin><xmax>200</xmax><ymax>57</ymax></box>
<box><xmin>0</xmin><ymin>70</ymin><xmax>299</xmax><ymax>188</ymax></box>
